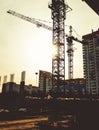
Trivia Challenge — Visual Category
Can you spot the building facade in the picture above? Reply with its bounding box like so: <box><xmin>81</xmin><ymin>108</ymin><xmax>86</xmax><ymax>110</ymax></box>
<box><xmin>57</xmin><ymin>78</ymin><xmax>86</xmax><ymax>95</ymax></box>
<box><xmin>39</xmin><ymin>69</ymin><xmax>85</xmax><ymax>95</ymax></box>
<box><xmin>39</xmin><ymin>70</ymin><xmax>52</xmax><ymax>94</ymax></box>
<box><xmin>82</xmin><ymin>30</ymin><xmax>99</xmax><ymax>94</ymax></box>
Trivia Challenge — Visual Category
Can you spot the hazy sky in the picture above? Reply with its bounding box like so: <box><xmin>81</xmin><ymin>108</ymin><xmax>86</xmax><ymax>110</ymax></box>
<box><xmin>0</xmin><ymin>0</ymin><xmax>99</xmax><ymax>91</ymax></box>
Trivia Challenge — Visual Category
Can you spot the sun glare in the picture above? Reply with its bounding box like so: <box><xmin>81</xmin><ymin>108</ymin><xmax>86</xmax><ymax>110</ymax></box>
<box><xmin>51</xmin><ymin>44</ymin><xmax>58</xmax><ymax>58</ymax></box>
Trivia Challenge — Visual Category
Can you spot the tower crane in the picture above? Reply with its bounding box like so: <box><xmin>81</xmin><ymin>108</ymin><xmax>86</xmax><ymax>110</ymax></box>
<box><xmin>7</xmin><ymin>3</ymin><xmax>67</xmax><ymax>90</ymax></box>
<box><xmin>7</xmin><ymin>5</ymin><xmax>84</xmax><ymax>89</ymax></box>
<box><xmin>66</xmin><ymin>26</ymin><xmax>84</xmax><ymax>80</ymax></box>
<box><xmin>49</xmin><ymin>0</ymin><xmax>66</xmax><ymax>90</ymax></box>
<box><xmin>67</xmin><ymin>25</ymin><xmax>73</xmax><ymax>80</ymax></box>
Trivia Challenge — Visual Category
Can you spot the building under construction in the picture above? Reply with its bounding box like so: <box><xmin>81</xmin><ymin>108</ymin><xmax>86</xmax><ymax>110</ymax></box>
<box><xmin>82</xmin><ymin>29</ymin><xmax>99</xmax><ymax>94</ymax></box>
<box><xmin>39</xmin><ymin>70</ymin><xmax>52</xmax><ymax>95</ymax></box>
<box><xmin>2</xmin><ymin>71</ymin><xmax>38</xmax><ymax>96</ymax></box>
<box><xmin>38</xmin><ymin>70</ymin><xmax>85</xmax><ymax>95</ymax></box>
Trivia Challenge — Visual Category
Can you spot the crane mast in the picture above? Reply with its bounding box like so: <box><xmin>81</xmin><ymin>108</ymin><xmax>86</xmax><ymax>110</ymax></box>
<box><xmin>49</xmin><ymin>0</ymin><xmax>66</xmax><ymax>90</ymax></box>
<box><xmin>67</xmin><ymin>26</ymin><xmax>73</xmax><ymax>80</ymax></box>
<box><xmin>66</xmin><ymin>27</ymin><xmax>85</xmax><ymax>80</ymax></box>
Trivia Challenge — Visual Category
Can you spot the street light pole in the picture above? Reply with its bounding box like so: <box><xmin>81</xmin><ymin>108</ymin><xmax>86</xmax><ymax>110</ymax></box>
<box><xmin>35</xmin><ymin>72</ymin><xmax>38</xmax><ymax>86</ymax></box>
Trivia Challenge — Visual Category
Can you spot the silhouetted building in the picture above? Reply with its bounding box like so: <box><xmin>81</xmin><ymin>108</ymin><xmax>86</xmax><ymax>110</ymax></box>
<box><xmin>82</xmin><ymin>29</ymin><xmax>99</xmax><ymax>94</ymax></box>
<box><xmin>2</xmin><ymin>82</ymin><xmax>38</xmax><ymax>96</ymax></box>
<box><xmin>2</xmin><ymin>82</ymin><xmax>20</xmax><ymax>94</ymax></box>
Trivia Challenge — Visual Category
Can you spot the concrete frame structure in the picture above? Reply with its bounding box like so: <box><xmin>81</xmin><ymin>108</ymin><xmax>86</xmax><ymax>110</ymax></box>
<box><xmin>82</xmin><ymin>30</ymin><xmax>99</xmax><ymax>94</ymax></box>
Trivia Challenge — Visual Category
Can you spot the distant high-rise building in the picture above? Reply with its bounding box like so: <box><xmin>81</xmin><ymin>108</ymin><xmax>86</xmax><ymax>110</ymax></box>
<box><xmin>39</xmin><ymin>70</ymin><xmax>52</xmax><ymax>95</ymax></box>
<box><xmin>82</xmin><ymin>29</ymin><xmax>99</xmax><ymax>94</ymax></box>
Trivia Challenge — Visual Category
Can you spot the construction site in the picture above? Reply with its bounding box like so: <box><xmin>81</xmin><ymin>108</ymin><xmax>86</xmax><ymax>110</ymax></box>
<box><xmin>0</xmin><ymin>0</ymin><xmax>98</xmax><ymax>96</ymax></box>
<box><xmin>0</xmin><ymin>0</ymin><xmax>99</xmax><ymax>129</ymax></box>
